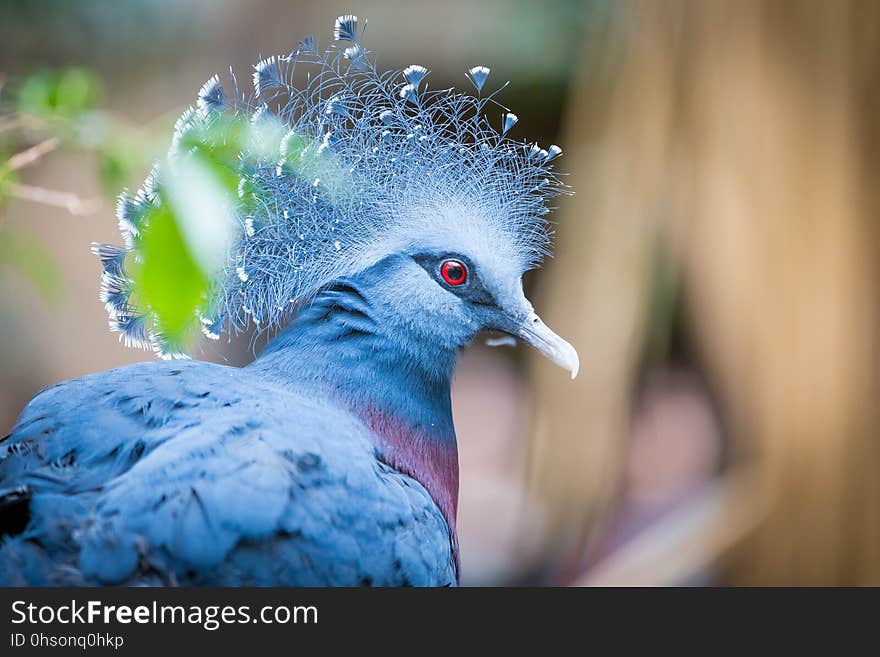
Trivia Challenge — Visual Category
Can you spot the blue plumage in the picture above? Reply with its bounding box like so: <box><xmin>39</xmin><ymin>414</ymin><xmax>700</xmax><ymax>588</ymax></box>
<box><xmin>0</xmin><ymin>14</ymin><xmax>579</xmax><ymax>586</ymax></box>
<box><xmin>1</xmin><ymin>350</ymin><xmax>454</xmax><ymax>585</ymax></box>
<box><xmin>101</xmin><ymin>12</ymin><xmax>565</xmax><ymax>357</ymax></box>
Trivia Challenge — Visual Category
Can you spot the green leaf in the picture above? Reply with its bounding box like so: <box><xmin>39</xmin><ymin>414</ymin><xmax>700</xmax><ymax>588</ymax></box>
<box><xmin>128</xmin><ymin>204</ymin><xmax>208</xmax><ymax>352</ymax></box>
<box><xmin>16</xmin><ymin>68</ymin><xmax>102</xmax><ymax>121</ymax></box>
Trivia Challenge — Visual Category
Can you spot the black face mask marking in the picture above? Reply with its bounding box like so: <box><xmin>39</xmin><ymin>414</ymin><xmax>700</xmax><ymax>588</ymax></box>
<box><xmin>412</xmin><ymin>252</ymin><xmax>497</xmax><ymax>307</ymax></box>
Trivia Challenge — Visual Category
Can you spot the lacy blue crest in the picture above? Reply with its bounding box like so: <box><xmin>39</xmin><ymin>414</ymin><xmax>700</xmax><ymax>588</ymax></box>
<box><xmin>93</xmin><ymin>13</ymin><xmax>568</xmax><ymax>357</ymax></box>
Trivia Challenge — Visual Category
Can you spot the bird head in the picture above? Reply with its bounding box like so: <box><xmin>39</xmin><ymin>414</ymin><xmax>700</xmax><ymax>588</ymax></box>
<box><xmin>94</xmin><ymin>14</ymin><xmax>577</xmax><ymax>378</ymax></box>
<box><xmin>345</xmin><ymin>212</ymin><xmax>578</xmax><ymax>377</ymax></box>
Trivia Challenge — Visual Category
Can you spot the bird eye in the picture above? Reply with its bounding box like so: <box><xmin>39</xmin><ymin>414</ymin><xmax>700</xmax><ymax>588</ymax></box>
<box><xmin>440</xmin><ymin>259</ymin><xmax>468</xmax><ymax>286</ymax></box>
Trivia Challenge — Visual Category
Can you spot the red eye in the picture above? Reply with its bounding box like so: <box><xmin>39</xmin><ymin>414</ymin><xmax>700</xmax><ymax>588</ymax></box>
<box><xmin>440</xmin><ymin>259</ymin><xmax>468</xmax><ymax>286</ymax></box>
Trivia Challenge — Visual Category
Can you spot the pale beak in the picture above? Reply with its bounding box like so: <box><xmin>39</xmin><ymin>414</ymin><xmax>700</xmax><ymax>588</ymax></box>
<box><xmin>513</xmin><ymin>312</ymin><xmax>580</xmax><ymax>380</ymax></box>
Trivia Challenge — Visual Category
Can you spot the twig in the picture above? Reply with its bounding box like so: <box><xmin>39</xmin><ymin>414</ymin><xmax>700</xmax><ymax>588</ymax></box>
<box><xmin>7</xmin><ymin>137</ymin><xmax>60</xmax><ymax>172</ymax></box>
<box><xmin>8</xmin><ymin>183</ymin><xmax>101</xmax><ymax>216</ymax></box>
<box><xmin>573</xmin><ymin>473</ymin><xmax>758</xmax><ymax>586</ymax></box>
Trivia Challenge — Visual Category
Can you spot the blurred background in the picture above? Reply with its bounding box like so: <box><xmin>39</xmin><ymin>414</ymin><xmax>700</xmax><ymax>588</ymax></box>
<box><xmin>1</xmin><ymin>0</ymin><xmax>878</xmax><ymax>585</ymax></box>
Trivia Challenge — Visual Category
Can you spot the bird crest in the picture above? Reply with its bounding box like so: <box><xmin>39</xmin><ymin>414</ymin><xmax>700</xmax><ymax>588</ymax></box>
<box><xmin>95</xmin><ymin>14</ymin><xmax>567</xmax><ymax>357</ymax></box>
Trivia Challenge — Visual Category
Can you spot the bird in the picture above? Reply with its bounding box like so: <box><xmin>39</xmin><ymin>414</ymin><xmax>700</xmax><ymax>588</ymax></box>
<box><xmin>0</xmin><ymin>14</ymin><xmax>578</xmax><ymax>586</ymax></box>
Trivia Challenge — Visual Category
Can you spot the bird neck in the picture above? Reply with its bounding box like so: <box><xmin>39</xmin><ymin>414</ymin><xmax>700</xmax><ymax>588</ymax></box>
<box><xmin>248</xmin><ymin>280</ymin><xmax>460</xmax><ymax>540</ymax></box>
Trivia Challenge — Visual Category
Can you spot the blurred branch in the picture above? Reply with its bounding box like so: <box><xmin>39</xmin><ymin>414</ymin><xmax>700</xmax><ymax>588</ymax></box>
<box><xmin>576</xmin><ymin>474</ymin><xmax>757</xmax><ymax>586</ymax></box>
<box><xmin>7</xmin><ymin>137</ymin><xmax>59</xmax><ymax>171</ymax></box>
<box><xmin>7</xmin><ymin>183</ymin><xmax>100</xmax><ymax>216</ymax></box>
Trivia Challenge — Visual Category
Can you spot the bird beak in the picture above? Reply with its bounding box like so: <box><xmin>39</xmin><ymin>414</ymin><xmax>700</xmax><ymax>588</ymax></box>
<box><xmin>490</xmin><ymin>304</ymin><xmax>579</xmax><ymax>379</ymax></box>
<box><xmin>514</xmin><ymin>311</ymin><xmax>580</xmax><ymax>380</ymax></box>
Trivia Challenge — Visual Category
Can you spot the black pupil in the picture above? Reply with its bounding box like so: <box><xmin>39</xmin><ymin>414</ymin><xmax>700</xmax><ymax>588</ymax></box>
<box><xmin>445</xmin><ymin>262</ymin><xmax>465</xmax><ymax>283</ymax></box>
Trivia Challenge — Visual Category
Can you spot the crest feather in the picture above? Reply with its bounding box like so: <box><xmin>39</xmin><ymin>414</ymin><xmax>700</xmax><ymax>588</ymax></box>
<box><xmin>95</xmin><ymin>13</ymin><xmax>567</xmax><ymax>357</ymax></box>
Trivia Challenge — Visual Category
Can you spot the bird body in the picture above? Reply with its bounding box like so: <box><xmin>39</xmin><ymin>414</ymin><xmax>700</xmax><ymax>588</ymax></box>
<box><xmin>0</xmin><ymin>14</ymin><xmax>578</xmax><ymax>586</ymax></box>
<box><xmin>1</xmin><ymin>262</ymin><xmax>457</xmax><ymax>585</ymax></box>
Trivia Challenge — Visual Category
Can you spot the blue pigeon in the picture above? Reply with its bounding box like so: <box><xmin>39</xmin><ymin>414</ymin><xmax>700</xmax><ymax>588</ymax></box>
<box><xmin>0</xmin><ymin>14</ymin><xmax>578</xmax><ymax>586</ymax></box>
